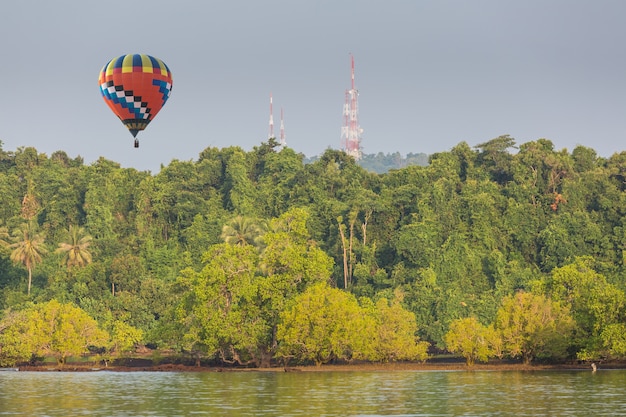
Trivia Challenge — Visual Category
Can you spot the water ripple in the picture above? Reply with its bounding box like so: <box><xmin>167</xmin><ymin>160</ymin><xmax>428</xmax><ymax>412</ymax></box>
<box><xmin>0</xmin><ymin>370</ymin><xmax>624</xmax><ymax>416</ymax></box>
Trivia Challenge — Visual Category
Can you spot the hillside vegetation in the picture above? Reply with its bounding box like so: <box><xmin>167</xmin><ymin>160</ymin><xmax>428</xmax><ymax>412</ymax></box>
<box><xmin>0</xmin><ymin>135</ymin><xmax>625</xmax><ymax>367</ymax></box>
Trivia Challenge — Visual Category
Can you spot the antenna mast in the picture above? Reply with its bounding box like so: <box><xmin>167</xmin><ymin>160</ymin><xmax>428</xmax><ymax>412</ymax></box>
<box><xmin>268</xmin><ymin>93</ymin><xmax>275</xmax><ymax>139</ymax></box>
<box><xmin>341</xmin><ymin>54</ymin><xmax>362</xmax><ymax>160</ymax></box>
<box><xmin>280</xmin><ymin>107</ymin><xmax>286</xmax><ymax>147</ymax></box>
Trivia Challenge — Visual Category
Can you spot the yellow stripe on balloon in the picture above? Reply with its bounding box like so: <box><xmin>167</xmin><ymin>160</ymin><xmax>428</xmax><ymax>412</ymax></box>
<box><xmin>104</xmin><ymin>61</ymin><xmax>115</xmax><ymax>77</ymax></box>
<box><xmin>157</xmin><ymin>59</ymin><xmax>168</xmax><ymax>76</ymax></box>
<box><xmin>121</xmin><ymin>55</ymin><xmax>135</xmax><ymax>73</ymax></box>
<box><xmin>141</xmin><ymin>55</ymin><xmax>152</xmax><ymax>73</ymax></box>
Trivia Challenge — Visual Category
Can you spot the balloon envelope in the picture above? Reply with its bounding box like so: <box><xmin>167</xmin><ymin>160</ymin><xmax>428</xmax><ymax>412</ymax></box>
<box><xmin>98</xmin><ymin>54</ymin><xmax>173</xmax><ymax>140</ymax></box>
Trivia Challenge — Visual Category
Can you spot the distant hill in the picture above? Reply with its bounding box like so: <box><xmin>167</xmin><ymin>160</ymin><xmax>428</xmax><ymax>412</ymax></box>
<box><xmin>303</xmin><ymin>152</ymin><xmax>429</xmax><ymax>173</ymax></box>
<box><xmin>357</xmin><ymin>152</ymin><xmax>429</xmax><ymax>173</ymax></box>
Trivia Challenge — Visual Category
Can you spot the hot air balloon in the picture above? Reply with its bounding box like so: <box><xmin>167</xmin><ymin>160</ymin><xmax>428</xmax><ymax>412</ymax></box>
<box><xmin>98</xmin><ymin>54</ymin><xmax>173</xmax><ymax>148</ymax></box>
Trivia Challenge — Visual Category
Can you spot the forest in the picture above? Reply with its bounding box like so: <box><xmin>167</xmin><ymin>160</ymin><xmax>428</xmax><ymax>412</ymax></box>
<box><xmin>0</xmin><ymin>135</ymin><xmax>625</xmax><ymax>368</ymax></box>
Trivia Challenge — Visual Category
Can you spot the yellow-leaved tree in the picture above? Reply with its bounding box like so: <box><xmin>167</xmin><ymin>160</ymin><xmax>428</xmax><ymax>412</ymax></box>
<box><xmin>277</xmin><ymin>284</ymin><xmax>429</xmax><ymax>365</ymax></box>
<box><xmin>0</xmin><ymin>308</ymin><xmax>41</xmax><ymax>367</ymax></box>
<box><xmin>0</xmin><ymin>300</ymin><xmax>109</xmax><ymax>366</ymax></box>
<box><xmin>494</xmin><ymin>291</ymin><xmax>575</xmax><ymax>364</ymax></box>
<box><xmin>365</xmin><ymin>291</ymin><xmax>430</xmax><ymax>363</ymax></box>
<box><xmin>444</xmin><ymin>316</ymin><xmax>497</xmax><ymax>366</ymax></box>
<box><xmin>277</xmin><ymin>282</ymin><xmax>370</xmax><ymax>366</ymax></box>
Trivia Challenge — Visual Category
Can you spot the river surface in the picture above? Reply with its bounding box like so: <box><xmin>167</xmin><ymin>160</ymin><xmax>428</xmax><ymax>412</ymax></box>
<box><xmin>0</xmin><ymin>369</ymin><xmax>625</xmax><ymax>416</ymax></box>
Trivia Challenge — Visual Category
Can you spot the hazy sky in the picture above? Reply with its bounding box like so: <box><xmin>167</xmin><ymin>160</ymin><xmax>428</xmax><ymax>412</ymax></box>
<box><xmin>1</xmin><ymin>0</ymin><xmax>626</xmax><ymax>172</ymax></box>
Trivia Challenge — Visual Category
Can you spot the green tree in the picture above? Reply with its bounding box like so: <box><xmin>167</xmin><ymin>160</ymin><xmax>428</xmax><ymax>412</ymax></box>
<box><xmin>207</xmin><ymin>244</ymin><xmax>268</xmax><ymax>367</ymax></box>
<box><xmin>169</xmin><ymin>243</ymin><xmax>261</xmax><ymax>365</ymax></box>
<box><xmin>258</xmin><ymin>208</ymin><xmax>334</xmax><ymax>313</ymax></box>
<box><xmin>0</xmin><ymin>226</ymin><xmax>9</xmax><ymax>248</ymax></box>
<box><xmin>83</xmin><ymin>158</ymin><xmax>119</xmax><ymax>241</ymax></box>
<box><xmin>460</xmin><ymin>178</ymin><xmax>506</xmax><ymax>252</ymax></box>
<box><xmin>33</xmin><ymin>155</ymin><xmax>87</xmax><ymax>242</ymax></box>
<box><xmin>538</xmin><ymin>213</ymin><xmax>608</xmax><ymax>272</ymax></box>
<box><xmin>221</xmin><ymin>147</ymin><xmax>258</xmax><ymax>215</ymax></box>
<box><xmin>0</xmin><ymin>169</ymin><xmax>22</xmax><ymax>222</ymax></box>
<box><xmin>9</xmin><ymin>222</ymin><xmax>47</xmax><ymax>295</ymax></box>
<box><xmin>351</xmin><ymin>242</ymin><xmax>389</xmax><ymax>298</ymax></box>
<box><xmin>571</xmin><ymin>145</ymin><xmax>599</xmax><ymax>173</ymax></box>
<box><xmin>255</xmin><ymin>146</ymin><xmax>306</xmax><ymax>217</ymax></box>
<box><xmin>401</xmin><ymin>266</ymin><xmax>443</xmax><ymax>344</ymax></box>
<box><xmin>182</xmin><ymin>213</ymin><xmax>226</xmax><ymax>267</ymax></box>
<box><xmin>55</xmin><ymin>225</ymin><xmax>93</xmax><ymax>268</ymax></box>
<box><xmin>599</xmin><ymin>323</ymin><xmax>626</xmax><ymax>359</ymax></box>
<box><xmin>547</xmin><ymin>257</ymin><xmax>626</xmax><ymax>357</ymax></box>
<box><xmin>474</xmin><ymin>134</ymin><xmax>516</xmax><ymax>184</ymax></box>
<box><xmin>220</xmin><ymin>215</ymin><xmax>264</xmax><ymax>247</ymax></box>
<box><xmin>109</xmin><ymin>254</ymin><xmax>144</xmax><ymax>296</ymax></box>
<box><xmin>106</xmin><ymin>320</ymin><xmax>144</xmax><ymax>358</ymax></box>
<box><xmin>494</xmin><ymin>291</ymin><xmax>575</xmax><ymax>364</ymax></box>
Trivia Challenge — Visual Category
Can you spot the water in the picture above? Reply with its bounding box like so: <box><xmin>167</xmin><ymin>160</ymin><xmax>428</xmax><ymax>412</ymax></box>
<box><xmin>0</xmin><ymin>369</ymin><xmax>624</xmax><ymax>416</ymax></box>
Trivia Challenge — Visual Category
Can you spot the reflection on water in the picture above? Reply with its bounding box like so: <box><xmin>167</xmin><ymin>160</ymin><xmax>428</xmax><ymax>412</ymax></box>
<box><xmin>0</xmin><ymin>369</ymin><xmax>625</xmax><ymax>416</ymax></box>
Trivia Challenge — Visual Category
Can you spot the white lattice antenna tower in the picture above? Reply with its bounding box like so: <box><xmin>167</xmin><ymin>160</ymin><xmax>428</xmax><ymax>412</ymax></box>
<box><xmin>268</xmin><ymin>93</ymin><xmax>275</xmax><ymax>139</ymax></box>
<box><xmin>341</xmin><ymin>54</ymin><xmax>363</xmax><ymax>160</ymax></box>
<box><xmin>279</xmin><ymin>107</ymin><xmax>286</xmax><ymax>147</ymax></box>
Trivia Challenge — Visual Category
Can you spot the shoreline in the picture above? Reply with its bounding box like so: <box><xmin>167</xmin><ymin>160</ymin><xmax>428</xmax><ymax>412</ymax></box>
<box><xmin>14</xmin><ymin>360</ymin><xmax>625</xmax><ymax>373</ymax></box>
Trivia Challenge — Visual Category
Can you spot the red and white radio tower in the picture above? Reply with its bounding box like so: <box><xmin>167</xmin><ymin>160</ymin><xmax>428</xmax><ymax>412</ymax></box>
<box><xmin>341</xmin><ymin>54</ymin><xmax>363</xmax><ymax>160</ymax></box>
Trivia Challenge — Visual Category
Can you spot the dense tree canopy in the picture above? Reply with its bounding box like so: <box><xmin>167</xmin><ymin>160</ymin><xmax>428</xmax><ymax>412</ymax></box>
<box><xmin>0</xmin><ymin>137</ymin><xmax>625</xmax><ymax>366</ymax></box>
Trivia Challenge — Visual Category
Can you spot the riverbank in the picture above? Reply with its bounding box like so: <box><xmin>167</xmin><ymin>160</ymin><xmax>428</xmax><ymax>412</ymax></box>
<box><xmin>15</xmin><ymin>359</ymin><xmax>626</xmax><ymax>372</ymax></box>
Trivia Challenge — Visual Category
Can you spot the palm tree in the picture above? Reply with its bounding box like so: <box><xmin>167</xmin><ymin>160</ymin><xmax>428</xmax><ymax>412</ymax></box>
<box><xmin>0</xmin><ymin>226</ymin><xmax>10</xmax><ymax>249</ymax></box>
<box><xmin>220</xmin><ymin>215</ymin><xmax>264</xmax><ymax>247</ymax></box>
<box><xmin>55</xmin><ymin>225</ymin><xmax>93</xmax><ymax>269</ymax></box>
<box><xmin>10</xmin><ymin>222</ymin><xmax>47</xmax><ymax>295</ymax></box>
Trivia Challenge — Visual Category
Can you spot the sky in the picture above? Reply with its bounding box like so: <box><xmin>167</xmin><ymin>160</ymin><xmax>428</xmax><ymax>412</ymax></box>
<box><xmin>1</xmin><ymin>0</ymin><xmax>626</xmax><ymax>173</ymax></box>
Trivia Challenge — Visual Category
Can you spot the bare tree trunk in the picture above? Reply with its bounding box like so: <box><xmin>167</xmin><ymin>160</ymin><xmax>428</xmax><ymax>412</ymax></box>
<box><xmin>348</xmin><ymin>216</ymin><xmax>355</xmax><ymax>287</ymax></box>
<box><xmin>27</xmin><ymin>267</ymin><xmax>32</xmax><ymax>295</ymax></box>
<box><xmin>361</xmin><ymin>209</ymin><xmax>372</xmax><ymax>246</ymax></box>
<box><xmin>338</xmin><ymin>220</ymin><xmax>348</xmax><ymax>290</ymax></box>
<box><xmin>258</xmin><ymin>349</ymin><xmax>273</xmax><ymax>368</ymax></box>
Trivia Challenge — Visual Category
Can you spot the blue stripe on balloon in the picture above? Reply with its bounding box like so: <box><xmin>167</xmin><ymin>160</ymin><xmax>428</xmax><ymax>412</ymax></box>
<box><xmin>148</xmin><ymin>55</ymin><xmax>160</xmax><ymax>71</ymax></box>
<box><xmin>112</xmin><ymin>55</ymin><xmax>125</xmax><ymax>70</ymax></box>
<box><xmin>132</xmin><ymin>54</ymin><xmax>143</xmax><ymax>68</ymax></box>
<box><xmin>102</xmin><ymin>86</ymin><xmax>149</xmax><ymax>119</ymax></box>
<box><xmin>153</xmin><ymin>80</ymin><xmax>171</xmax><ymax>103</ymax></box>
